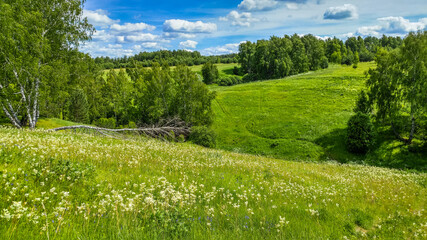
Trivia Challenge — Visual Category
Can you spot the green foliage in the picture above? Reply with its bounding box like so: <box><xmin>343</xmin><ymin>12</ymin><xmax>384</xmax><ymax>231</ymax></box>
<box><xmin>189</xmin><ymin>126</ymin><xmax>216</xmax><ymax>148</ymax></box>
<box><xmin>367</xmin><ymin>31</ymin><xmax>427</xmax><ymax>144</ymax></box>
<box><xmin>132</xmin><ymin>64</ymin><xmax>216</xmax><ymax>126</ymax></box>
<box><xmin>354</xmin><ymin>90</ymin><xmax>371</xmax><ymax>114</ymax></box>
<box><xmin>218</xmin><ymin>76</ymin><xmax>242</xmax><ymax>86</ymax></box>
<box><xmin>0</xmin><ymin>0</ymin><xmax>93</xmax><ymax>128</ymax></box>
<box><xmin>346</xmin><ymin>112</ymin><xmax>375</xmax><ymax>154</ymax></box>
<box><xmin>201</xmin><ymin>62</ymin><xmax>219</xmax><ymax>84</ymax></box>
<box><xmin>330</xmin><ymin>51</ymin><xmax>342</xmax><ymax>64</ymax></box>
<box><xmin>94</xmin><ymin>117</ymin><xmax>116</xmax><ymax>129</ymax></box>
<box><xmin>238</xmin><ymin>34</ymin><xmax>315</xmax><ymax>81</ymax></box>
<box><xmin>68</xmin><ymin>87</ymin><xmax>89</xmax><ymax>124</ymax></box>
<box><xmin>320</xmin><ymin>56</ymin><xmax>329</xmax><ymax>69</ymax></box>
<box><xmin>352</xmin><ymin>51</ymin><xmax>359</xmax><ymax>68</ymax></box>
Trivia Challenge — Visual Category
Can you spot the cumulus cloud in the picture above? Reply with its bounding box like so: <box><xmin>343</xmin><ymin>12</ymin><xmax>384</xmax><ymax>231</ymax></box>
<box><xmin>238</xmin><ymin>0</ymin><xmax>278</xmax><ymax>11</ymax></box>
<box><xmin>357</xmin><ymin>17</ymin><xmax>427</xmax><ymax>36</ymax></box>
<box><xmin>91</xmin><ymin>30</ymin><xmax>115</xmax><ymax>42</ymax></box>
<box><xmin>179</xmin><ymin>40</ymin><xmax>198</xmax><ymax>49</ymax></box>
<box><xmin>201</xmin><ymin>42</ymin><xmax>245</xmax><ymax>56</ymax></box>
<box><xmin>80</xmin><ymin>42</ymin><xmax>135</xmax><ymax>57</ymax></box>
<box><xmin>140</xmin><ymin>42</ymin><xmax>165</xmax><ymax>49</ymax></box>
<box><xmin>163</xmin><ymin>19</ymin><xmax>217</xmax><ymax>33</ymax></box>
<box><xmin>323</xmin><ymin>4</ymin><xmax>358</xmax><ymax>20</ymax></box>
<box><xmin>238</xmin><ymin>0</ymin><xmax>307</xmax><ymax>12</ymax></box>
<box><xmin>220</xmin><ymin>11</ymin><xmax>260</xmax><ymax>27</ymax></box>
<box><xmin>110</xmin><ymin>22</ymin><xmax>156</xmax><ymax>33</ymax></box>
<box><xmin>83</xmin><ymin>10</ymin><xmax>119</xmax><ymax>27</ymax></box>
<box><xmin>125</xmin><ymin>33</ymin><xmax>160</xmax><ymax>42</ymax></box>
<box><xmin>162</xmin><ymin>32</ymin><xmax>197</xmax><ymax>39</ymax></box>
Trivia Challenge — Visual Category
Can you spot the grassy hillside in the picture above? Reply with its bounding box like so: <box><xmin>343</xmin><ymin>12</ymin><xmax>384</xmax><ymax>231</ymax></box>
<box><xmin>211</xmin><ymin>62</ymin><xmax>427</xmax><ymax>170</ymax></box>
<box><xmin>0</xmin><ymin>128</ymin><xmax>426</xmax><ymax>239</ymax></box>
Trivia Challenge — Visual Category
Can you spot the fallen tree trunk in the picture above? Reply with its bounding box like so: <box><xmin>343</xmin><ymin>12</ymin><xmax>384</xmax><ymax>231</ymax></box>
<box><xmin>48</xmin><ymin>125</ymin><xmax>191</xmax><ymax>139</ymax></box>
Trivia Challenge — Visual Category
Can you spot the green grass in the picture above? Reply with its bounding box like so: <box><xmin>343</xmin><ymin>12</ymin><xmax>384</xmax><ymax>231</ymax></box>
<box><xmin>210</xmin><ymin>62</ymin><xmax>427</xmax><ymax>171</ymax></box>
<box><xmin>36</xmin><ymin>118</ymin><xmax>80</xmax><ymax>129</ymax></box>
<box><xmin>0</xmin><ymin>127</ymin><xmax>426</xmax><ymax>239</ymax></box>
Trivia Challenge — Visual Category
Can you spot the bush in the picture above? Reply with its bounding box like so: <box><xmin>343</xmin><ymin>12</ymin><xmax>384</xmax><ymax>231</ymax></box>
<box><xmin>242</xmin><ymin>73</ymin><xmax>258</xmax><ymax>83</ymax></box>
<box><xmin>346</xmin><ymin>112</ymin><xmax>375</xmax><ymax>154</ymax></box>
<box><xmin>189</xmin><ymin>126</ymin><xmax>216</xmax><ymax>148</ymax></box>
<box><xmin>94</xmin><ymin>118</ymin><xmax>116</xmax><ymax>129</ymax></box>
<box><xmin>218</xmin><ymin>76</ymin><xmax>242</xmax><ymax>86</ymax></box>
<box><xmin>354</xmin><ymin>90</ymin><xmax>371</xmax><ymax>114</ymax></box>
<box><xmin>320</xmin><ymin>56</ymin><xmax>329</xmax><ymax>69</ymax></box>
<box><xmin>201</xmin><ymin>62</ymin><xmax>219</xmax><ymax>85</ymax></box>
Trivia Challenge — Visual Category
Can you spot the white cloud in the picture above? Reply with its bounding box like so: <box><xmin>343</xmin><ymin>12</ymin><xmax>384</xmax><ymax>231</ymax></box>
<box><xmin>162</xmin><ymin>32</ymin><xmax>197</xmax><ymax>39</ymax></box>
<box><xmin>125</xmin><ymin>33</ymin><xmax>160</xmax><ymax>42</ymax></box>
<box><xmin>80</xmin><ymin>42</ymin><xmax>135</xmax><ymax>57</ymax></box>
<box><xmin>83</xmin><ymin>10</ymin><xmax>119</xmax><ymax>27</ymax></box>
<box><xmin>163</xmin><ymin>19</ymin><xmax>217</xmax><ymax>33</ymax></box>
<box><xmin>220</xmin><ymin>11</ymin><xmax>260</xmax><ymax>27</ymax></box>
<box><xmin>92</xmin><ymin>30</ymin><xmax>115</xmax><ymax>41</ymax></box>
<box><xmin>116</xmin><ymin>36</ymin><xmax>125</xmax><ymax>43</ymax></box>
<box><xmin>140</xmin><ymin>42</ymin><xmax>165</xmax><ymax>49</ymax></box>
<box><xmin>323</xmin><ymin>4</ymin><xmax>358</xmax><ymax>20</ymax></box>
<box><xmin>110</xmin><ymin>22</ymin><xmax>156</xmax><ymax>33</ymax></box>
<box><xmin>238</xmin><ymin>0</ymin><xmax>278</xmax><ymax>12</ymax></box>
<box><xmin>179</xmin><ymin>40</ymin><xmax>198</xmax><ymax>49</ymax></box>
<box><xmin>285</xmin><ymin>3</ymin><xmax>299</xmax><ymax>10</ymax></box>
<box><xmin>201</xmin><ymin>42</ymin><xmax>244</xmax><ymax>56</ymax></box>
<box><xmin>357</xmin><ymin>17</ymin><xmax>427</xmax><ymax>36</ymax></box>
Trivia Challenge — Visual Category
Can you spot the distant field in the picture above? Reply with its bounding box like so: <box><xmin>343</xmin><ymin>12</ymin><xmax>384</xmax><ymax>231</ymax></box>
<box><xmin>210</xmin><ymin>62</ymin><xmax>426</xmax><ymax>170</ymax></box>
<box><xmin>0</xmin><ymin>128</ymin><xmax>425</xmax><ymax>239</ymax></box>
<box><xmin>106</xmin><ymin>63</ymin><xmax>238</xmax><ymax>78</ymax></box>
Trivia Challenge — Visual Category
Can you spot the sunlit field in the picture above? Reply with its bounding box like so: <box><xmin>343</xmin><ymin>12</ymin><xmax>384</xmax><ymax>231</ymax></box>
<box><xmin>211</xmin><ymin>62</ymin><xmax>427</xmax><ymax>170</ymax></box>
<box><xmin>0</xmin><ymin>127</ymin><xmax>426</xmax><ymax>239</ymax></box>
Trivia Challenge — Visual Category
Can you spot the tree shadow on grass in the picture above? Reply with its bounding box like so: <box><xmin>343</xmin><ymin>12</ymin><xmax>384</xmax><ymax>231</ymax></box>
<box><xmin>315</xmin><ymin>127</ymin><xmax>427</xmax><ymax>172</ymax></box>
<box><xmin>314</xmin><ymin>128</ymin><xmax>364</xmax><ymax>163</ymax></box>
<box><xmin>222</xmin><ymin>68</ymin><xmax>238</xmax><ymax>76</ymax></box>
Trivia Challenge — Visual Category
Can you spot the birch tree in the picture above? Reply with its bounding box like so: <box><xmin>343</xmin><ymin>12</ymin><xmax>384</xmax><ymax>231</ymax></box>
<box><xmin>0</xmin><ymin>0</ymin><xmax>93</xmax><ymax>128</ymax></box>
<box><xmin>367</xmin><ymin>31</ymin><xmax>427</xmax><ymax>144</ymax></box>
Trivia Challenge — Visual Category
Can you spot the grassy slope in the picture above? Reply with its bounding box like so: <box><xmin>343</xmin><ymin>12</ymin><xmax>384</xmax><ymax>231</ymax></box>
<box><xmin>36</xmin><ymin>118</ymin><xmax>80</xmax><ymax>129</ymax></box>
<box><xmin>0</xmin><ymin>128</ymin><xmax>426</xmax><ymax>239</ymax></box>
<box><xmin>211</xmin><ymin>62</ymin><xmax>427</xmax><ymax>170</ymax></box>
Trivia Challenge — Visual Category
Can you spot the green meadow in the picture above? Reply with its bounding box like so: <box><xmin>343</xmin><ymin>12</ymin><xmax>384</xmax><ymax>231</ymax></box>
<box><xmin>211</xmin><ymin>62</ymin><xmax>427</xmax><ymax>171</ymax></box>
<box><xmin>0</xmin><ymin>128</ymin><xmax>426</xmax><ymax>239</ymax></box>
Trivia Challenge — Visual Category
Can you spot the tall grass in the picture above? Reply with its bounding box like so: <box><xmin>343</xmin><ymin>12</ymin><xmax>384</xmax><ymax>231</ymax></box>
<box><xmin>0</xmin><ymin>127</ymin><xmax>425</xmax><ymax>239</ymax></box>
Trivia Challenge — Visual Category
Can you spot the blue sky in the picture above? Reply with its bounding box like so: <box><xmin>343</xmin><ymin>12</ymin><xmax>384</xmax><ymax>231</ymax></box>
<box><xmin>80</xmin><ymin>0</ymin><xmax>427</xmax><ymax>57</ymax></box>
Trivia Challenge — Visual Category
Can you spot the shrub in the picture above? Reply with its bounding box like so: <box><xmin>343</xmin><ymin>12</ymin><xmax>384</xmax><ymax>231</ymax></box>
<box><xmin>320</xmin><ymin>56</ymin><xmax>329</xmax><ymax>69</ymax></box>
<box><xmin>353</xmin><ymin>90</ymin><xmax>371</xmax><ymax>114</ymax></box>
<box><xmin>242</xmin><ymin>73</ymin><xmax>258</xmax><ymax>83</ymax></box>
<box><xmin>94</xmin><ymin>118</ymin><xmax>116</xmax><ymax>129</ymax></box>
<box><xmin>189</xmin><ymin>126</ymin><xmax>216</xmax><ymax>148</ymax></box>
<box><xmin>128</xmin><ymin>121</ymin><xmax>137</xmax><ymax>128</ymax></box>
<box><xmin>233</xmin><ymin>66</ymin><xmax>241</xmax><ymax>75</ymax></box>
<box><xmin>201</xmin><ymin>62</ymin><xmax>219</xmax><ymax>85</ymax></box>
<box><xmin>346</xmin><ymin>112</ymin><xmax>375</xmax><ymax>154</ymax></box>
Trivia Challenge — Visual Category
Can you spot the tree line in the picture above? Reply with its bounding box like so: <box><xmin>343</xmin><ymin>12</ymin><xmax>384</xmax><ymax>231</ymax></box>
<box><xmin>95</xmin><ymin>50</ymin><xmax>238</xmax><ymax>69</ymax></box>
<box><xmin>237</xmin><ymin>34</ymin><xmax>403</xmax><ymax>82</ymax></box>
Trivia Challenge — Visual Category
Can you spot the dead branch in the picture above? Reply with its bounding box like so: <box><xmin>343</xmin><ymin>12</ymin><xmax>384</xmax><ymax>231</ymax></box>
<box><xmin>47</xmin><ymin>118</ymin><xmax>191</xmax><ymax>140</ymax></box>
